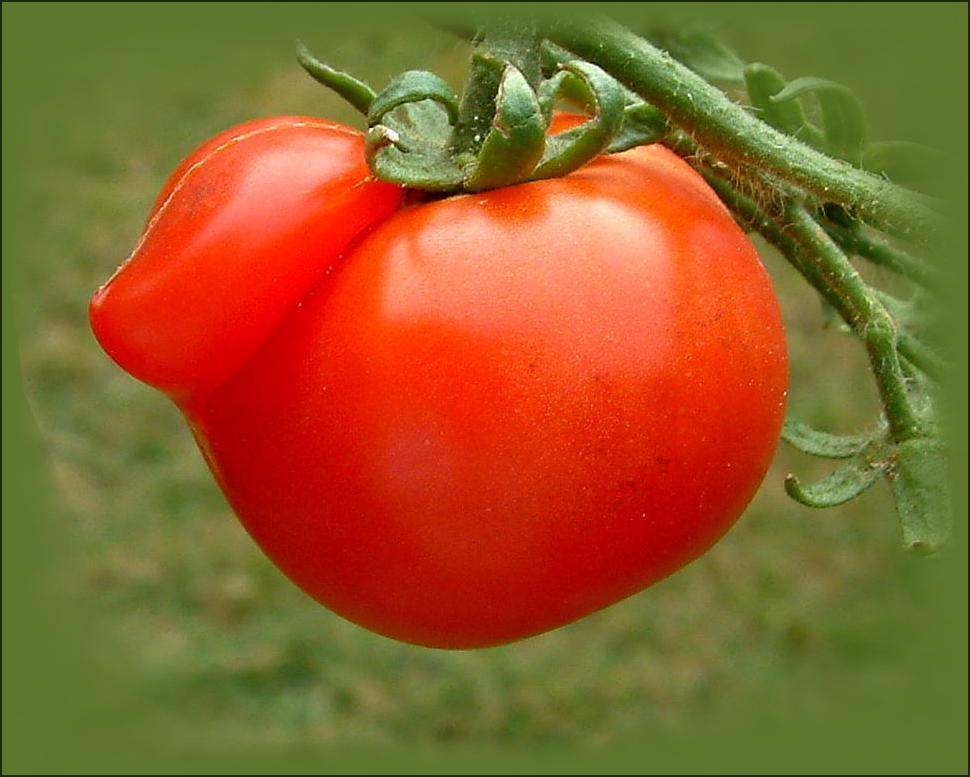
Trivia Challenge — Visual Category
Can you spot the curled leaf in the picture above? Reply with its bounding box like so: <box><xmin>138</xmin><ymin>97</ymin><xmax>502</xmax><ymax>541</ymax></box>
<box><xmin>537</xmin><ymin>70</ymin><xmax>578</xmax><ymax>122</ymax></box>
<box><xmin>785</xmin><ymin>457</ymin><xmax>885</xmax><ymax>508</ymax></box>
<box><xmin>364</xmin><ymin>77</ymin><xmax>465</xmax><ymax>191</ymax></box>
<box><xmin>782</xmin><ymin>418</ymin><xmax>881</xmax><ymax>459</ymax></box>
<box><xmin>743</xmin><ymin>63</ymin><xmax>823</xmax><ymax>147</ymax></box>
<box><xmin>538</xmin><ymin>39</ymin><xmax>667</xmax><ymax>154</ymax></box>
<box><xmin>530</xmin><ymin>60</ymin><xmax>626</xmax><ymax>181</ymax></box>
<box><xmin>368</xmin><ymin>70</ymin><xmax>460</xmax><ymax>128</ymax></box>
<box><xmin>365</xmin><ymin>133</ymin><xmax>464</xmax><ymax>191</ymax></box>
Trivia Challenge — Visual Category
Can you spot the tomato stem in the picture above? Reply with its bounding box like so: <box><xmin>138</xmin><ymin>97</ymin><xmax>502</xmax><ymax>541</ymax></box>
<box><xmin>544</xmin><ymin>17</ymin><xmax>941</xmax><ymax>245</ymax></box>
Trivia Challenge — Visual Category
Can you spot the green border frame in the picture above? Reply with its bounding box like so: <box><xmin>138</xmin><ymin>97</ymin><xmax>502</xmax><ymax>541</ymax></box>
<box><xmin>4</xmin><ymin>3</ymin><xmax>966</xmax><ymax>773</ymax></box>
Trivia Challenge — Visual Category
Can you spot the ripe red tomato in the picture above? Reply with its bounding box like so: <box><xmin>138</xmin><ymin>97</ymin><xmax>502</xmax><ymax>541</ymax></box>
<box><xmin>90</xmin><ymin>115</ymin><xmax>787</xmax><ymax>649</ymax></box>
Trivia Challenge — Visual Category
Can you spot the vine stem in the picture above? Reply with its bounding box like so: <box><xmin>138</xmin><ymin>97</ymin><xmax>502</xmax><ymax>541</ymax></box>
<box><xmin>782</xmin><ymin>205</ymin><xmax>924</xmax><ymax>441</ymax></box>
<box><xmin>544</xmin><ymin>17</ymin><xmax>941</xmax><ymax>243</ymax></box>
<box><xmin>701</xmin><ymin>170</ymin><xmax>949</xmax><ymax>551</ymax></box>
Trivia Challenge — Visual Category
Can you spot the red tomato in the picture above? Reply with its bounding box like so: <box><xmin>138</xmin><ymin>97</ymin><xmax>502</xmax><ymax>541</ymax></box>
<box><xmin>90</xmin><ymin>115</ymin><xmax>787</xmax><ymax>649</ymax></box>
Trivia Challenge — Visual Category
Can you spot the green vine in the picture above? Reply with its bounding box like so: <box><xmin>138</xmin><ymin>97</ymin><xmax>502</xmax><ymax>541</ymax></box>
<box><xmin>298</xmin><ymin>16</ymin><xmax>951</xmax><ymax>552</ymax></box>
<box><xmin>546</xmin><ymin>18</ymin><xmax>941</xmax><ymax>243</ymax></box>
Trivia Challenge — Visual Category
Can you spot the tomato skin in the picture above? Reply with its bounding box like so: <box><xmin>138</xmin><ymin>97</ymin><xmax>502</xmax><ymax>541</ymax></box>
<box><xmin>92</xmin><ymin>117</ymin><xmax>787</xmax><ymax>649</ymax></box>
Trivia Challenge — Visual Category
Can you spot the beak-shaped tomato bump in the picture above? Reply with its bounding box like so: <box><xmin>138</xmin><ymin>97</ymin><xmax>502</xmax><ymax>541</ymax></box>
<box><xmin>90</xmin><ymin>117</ymin><xmax>402</xmax><ymax>406</ymax></box>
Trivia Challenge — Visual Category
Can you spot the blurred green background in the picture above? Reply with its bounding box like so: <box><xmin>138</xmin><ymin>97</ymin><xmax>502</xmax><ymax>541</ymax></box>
<box><xmin>3</xmin><ymin>3</ymin><xmax>966</xmax><ymax>774</ymax></box>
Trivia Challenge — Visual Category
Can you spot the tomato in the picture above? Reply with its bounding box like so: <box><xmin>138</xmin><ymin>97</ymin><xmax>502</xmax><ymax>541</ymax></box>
<box><xmin>90</xmin><ymin>115</ymin><xmax>788</xmax><ymax>649</ymax></box>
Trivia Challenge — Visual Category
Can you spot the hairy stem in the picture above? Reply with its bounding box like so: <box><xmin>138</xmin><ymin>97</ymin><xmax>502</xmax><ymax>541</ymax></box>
<box><xmin>783</xmin><ymin>205</ymin><xmax>925</xmax><ymax>442</ymax></box>
<box><xmin>545</xmin><ymin>17</ymin><xmax>940</xmax><ymax>243</ymax></box>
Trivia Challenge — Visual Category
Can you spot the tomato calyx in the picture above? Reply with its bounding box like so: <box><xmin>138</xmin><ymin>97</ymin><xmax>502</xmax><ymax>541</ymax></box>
<box><xmin>298</xmin><ymin>28</ymin><xmax>668</xmax><ymax>193</ymax></box>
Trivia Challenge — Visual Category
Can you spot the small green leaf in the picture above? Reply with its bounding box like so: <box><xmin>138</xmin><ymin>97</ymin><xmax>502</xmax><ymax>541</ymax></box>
<box><xmin>652</xmin><ymin>25</ymin><xmax>745</xmax><ymax>84</ymax></box>
<box><xmin>863</xmin><ymin>140</ymin><xmax>947</xmax><ymax>192</ymax></box>
<box><xmin>743</xmin><ymin>63</ymin><xmax>824</xmax><ymax>147</ymax></box>
<box><xmin>770</xmin><ymin>77</ymin><xmax>868</xmax><ymax>166</ymax></box>
<box><xmin>886</xmin><ymin>438</ymin><xmax>951</xmax><ymax>554</ymax></box>
<box><xmin>785</xmin><ymin>457</ymin><xmax>884</xmax><ymax>508</ymax></box>
<box><xmin>782</xmin><ymin>418</ymin><xmax>879</xmax><ymax>459</ymax></box>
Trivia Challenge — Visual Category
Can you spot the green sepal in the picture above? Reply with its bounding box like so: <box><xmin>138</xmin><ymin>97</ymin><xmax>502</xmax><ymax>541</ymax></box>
<box><xmin>785</xmin><ymin>456</ymin><xmax>884</xmax><ymax>507</ymax></box>
<box><xmin>539</xmin><ymin>41</ymin><xmax>575</xmax><ymax>78</ymax></box>
<box><xmin>539</xmin><ymin>39</ymin><xmax>667</xmax><ymax>155</ymax></box>
<box><xmin>537</xmin><ymin>70</ymin><xmax>582</xmax><ymax>122</ymax></box>
<box><xmin>463</xmin><ymin>65</ymin><xmax>546</xmax><ymax>192</ymax></box>
<box><xmin>743</xmin><ymin>63</ymin><xmax>824</xmax><ymax>147</ymax></box>
<box><xmin>770</xmin><ymin>77</ymin><xmax>868</xmax><ymax>166</ymax></box>
<box><xmin>782</xmin><ymin>417</ymin><xmax>880</xmax><ymax>459</ymax></box>
<box><xmin>368</xmin><ymin>70</ymin><xmax>460</xmax><ymax>128</ymax></box>
<box><xmin>529</xmin><ymin>60</ymin><xmax>626</xmax><ymax>181</ymax></box>
<box><xmin>451</xmin><ymin>24</ymin><xmax>541</xmax><ymax>160</ymax></box>
<box><xmin>366</xmin><ymin>133</ymin><xmax>465</xmax><ymax>191</ymax></box>
<box><xmin>606</xmin><ymin>103</ymin><xmax>668</xmax><ymax>154</ymax></box>
<box><xmin>366</xmin><ymin>100</ymin><xmax>464</xmax><ymax>190</ymax></box>
<box><xmin>296</xmin><ymin>41</ymin><xmax>376</xmax><ymax>115</ymax></box>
